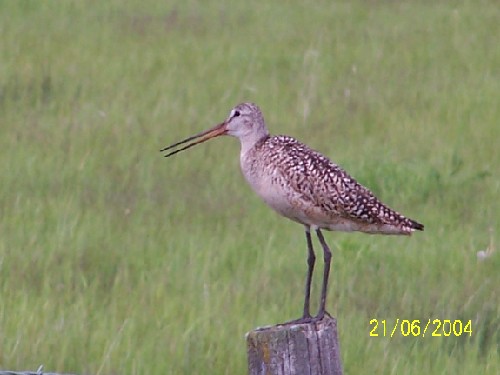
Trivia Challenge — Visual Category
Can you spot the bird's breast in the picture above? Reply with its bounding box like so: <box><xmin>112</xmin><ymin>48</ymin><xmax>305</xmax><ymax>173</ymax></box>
<box><xmin>240</xmin><ymin>152</ymin><xmax>314</xmax><ymax>225</ymax></box>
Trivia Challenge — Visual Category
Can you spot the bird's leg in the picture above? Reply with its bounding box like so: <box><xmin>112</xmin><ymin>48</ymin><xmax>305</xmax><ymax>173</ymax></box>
<box><xmin>302</xmin><ymin>226</ymin><xmax>315</xmax><ymax>320</ymax></box>
<box><xmin>315</xmin><ymin>229</ymin><xmax>332</xmax><ymax>320</ymax></box>
<box><xmin>279</xmin><ymin>226</ymin><xmax>316</xmax><ymax>326</ymax></box>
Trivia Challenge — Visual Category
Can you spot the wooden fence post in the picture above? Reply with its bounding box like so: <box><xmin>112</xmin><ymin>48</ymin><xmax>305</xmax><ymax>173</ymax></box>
<box><xmin>246</xmin><ymin>314</ymin><xmax>343</xmax><ymax>375</ymax></box>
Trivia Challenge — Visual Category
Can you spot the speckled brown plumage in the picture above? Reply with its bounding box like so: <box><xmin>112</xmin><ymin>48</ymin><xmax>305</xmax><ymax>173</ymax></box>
<box><xmin>242</xmin><ymin>134</ymin><xmax>423</xmax><ymax>235</ymax></box>
<box><xmin>162</xmin><ymin>102</ymin><xmax>424</xmax><ymax>322</ymax></box>
<box><xmin>232</xmin><ymin>102</ymin><xmax>423</xmax><ymax>235</ymax></box>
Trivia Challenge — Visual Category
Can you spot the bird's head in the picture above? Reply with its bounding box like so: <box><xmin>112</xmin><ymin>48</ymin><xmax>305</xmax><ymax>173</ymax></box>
<box><xmin>224</xmin><ymin>102</ymin><xmax>267</xmax><ymax>139</ymax></box>
<box><xmin>161</xmin><ymin>102</ymin><xmax>269</xmax><ymax>157</ymax></box>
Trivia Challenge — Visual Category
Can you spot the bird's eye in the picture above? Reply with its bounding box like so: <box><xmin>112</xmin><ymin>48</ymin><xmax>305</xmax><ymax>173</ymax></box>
<box><xmin>232</xmin><ymin>110</ymin><xmax>241</xmax><ymax>118</ymax></box>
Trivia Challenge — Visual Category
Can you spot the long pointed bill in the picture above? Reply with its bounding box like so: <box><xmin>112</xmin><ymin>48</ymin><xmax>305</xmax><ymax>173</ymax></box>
<box><xmin>160</xmin><ymin>122</ymin><xmax>228</xmax><ymax>158</ymax></box>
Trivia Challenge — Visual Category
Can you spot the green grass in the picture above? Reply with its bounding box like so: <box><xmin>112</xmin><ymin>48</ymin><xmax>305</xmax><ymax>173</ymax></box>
<box><xmin>0</xmin><ymin>1</ymin><xmax>499</xmax><ymax>374</ymax></box>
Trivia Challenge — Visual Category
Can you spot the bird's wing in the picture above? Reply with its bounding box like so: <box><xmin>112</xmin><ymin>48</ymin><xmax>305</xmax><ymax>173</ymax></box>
<box><xmin>271</xmin><ymin>136</ymin><xmax>406</xmax><ymax>226</ymax></box>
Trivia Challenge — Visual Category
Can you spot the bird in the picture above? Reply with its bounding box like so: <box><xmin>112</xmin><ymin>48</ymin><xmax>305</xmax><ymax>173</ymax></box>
<box><xmin>161</xmin><ymin>102</ymin><xmax>424</xmax><ymax>323</ymax></box>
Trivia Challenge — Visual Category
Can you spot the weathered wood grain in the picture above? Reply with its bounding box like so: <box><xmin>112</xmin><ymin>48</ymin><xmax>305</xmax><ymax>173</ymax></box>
<box><xmin>246</xmin><ymin>315</ymin><xmax>343</xmax><ymax>375</ymax></box>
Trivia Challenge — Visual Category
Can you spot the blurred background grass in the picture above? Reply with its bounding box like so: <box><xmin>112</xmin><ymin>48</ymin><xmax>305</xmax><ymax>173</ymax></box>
<box><xmin>0</xmin><ymin>0</ymin><xmax>498</xmax><ymax>374</ymax></box>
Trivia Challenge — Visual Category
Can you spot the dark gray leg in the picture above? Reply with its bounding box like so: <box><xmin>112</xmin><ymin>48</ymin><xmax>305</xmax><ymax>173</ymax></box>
<box><xmin>302</xmin><ymin>225</ymin><xmax>315</xmax><ymax>319</ymax></box>
<box><xmin>315</xmin><ymin>229</ymin><xmax>332</xmax><ymax>319</ymax></box>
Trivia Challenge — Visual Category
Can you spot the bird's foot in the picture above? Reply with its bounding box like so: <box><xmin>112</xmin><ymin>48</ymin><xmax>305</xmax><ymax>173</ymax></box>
<box><xmin>279</xmin><ymin>311</ymin><xmax>332</xmax><ymax>326</ymax></box>
<box><xmin>314</xmin><ymin>309</ymin><xmax>332</xmax><ymax>321</ymax></box>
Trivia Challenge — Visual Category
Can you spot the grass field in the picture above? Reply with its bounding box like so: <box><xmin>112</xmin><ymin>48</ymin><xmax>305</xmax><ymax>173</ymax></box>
<box><xmin>0</xmin><ymin>1</ymin><xmax>499</xmax><ymax>374</ymax></box>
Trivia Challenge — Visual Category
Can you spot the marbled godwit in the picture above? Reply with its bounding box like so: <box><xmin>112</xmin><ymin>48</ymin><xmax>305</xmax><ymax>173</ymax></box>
<box><xmin>161</xmin><ymin>102</ymin><xmax>424</xmax><ymax>322</ymax></box>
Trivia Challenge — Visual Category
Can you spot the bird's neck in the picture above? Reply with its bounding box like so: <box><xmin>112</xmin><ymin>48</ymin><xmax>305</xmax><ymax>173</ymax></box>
<box><xmin>238</xmin><ymin>132</ymin><xmax>270</xmax><ymax>156</ymax></box>
<box><xmin>238</xmin><ymin>135</ymin><xmax>270</xmax><ymax>195</ymax></box>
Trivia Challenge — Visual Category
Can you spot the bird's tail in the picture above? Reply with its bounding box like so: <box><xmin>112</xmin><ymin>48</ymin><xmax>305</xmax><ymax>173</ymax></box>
<box><xmin>409</xmin><ymin>218</ymin><xmax>424</xmax><ymax>231</ymax></box>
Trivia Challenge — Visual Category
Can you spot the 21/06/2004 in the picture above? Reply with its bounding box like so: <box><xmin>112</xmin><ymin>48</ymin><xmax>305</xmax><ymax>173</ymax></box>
<box><xmin>369</xmin><ymin>318</ymin><xmax>472</xmax><ymax>338</ymax></box>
